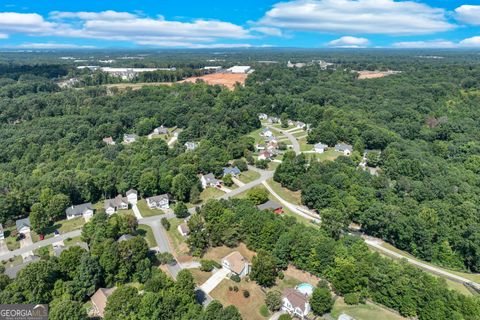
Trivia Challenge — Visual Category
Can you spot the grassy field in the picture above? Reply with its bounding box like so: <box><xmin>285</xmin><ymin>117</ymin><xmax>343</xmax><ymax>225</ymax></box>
<box><xmin>136</xmin><ymin>199</ymin><xmax>165</xmax><ymax>217</ymax></box>
<box><xmin>165</xmin><ymin>218</ymin><xmax>189</xmax><ymax>256</ymax></box>
<box><xmin>199</xmin><ymin>187</ymin><xmax>225</xmax><ymax>202</ymax></box>
<box><xmin>190</xmin><ymin>268</ymin><xmax>212</xmax><ymax>286</ymax></box>
<box><xmin>237</xmin><ymin>170</ymin><xmax>261</xmax><ymax>184</ymax></box>
<box><xmin>64</xmin><ymin>236</ymin><xmax>83</xmax><ymax>246</ymax></box>
<box><xmin>4</xmin><ymin>227</ymin><xmax>20</xmax><ymax>251</ymax></box>
<box><xmin>137</xmin><ymin>224</ymin><xmax>156</xmax><ymax>248</ymax></box>
<box><xmin>304</xmin><ymin>149</ymin><xmax>343</xmax><ymax>162</ymax></box>
<box><xmin>298</xmin><ymin>137</ymin><xmax>314</xmax><ymax>152</ymax></box>
<box><xmin>266</xmin><ymin>178</ymin><xmax>301</xmax><ymax>205</ymax></box>
<box><xmin>332</xmin><ymin>298</ymin><xmax>406</xmax><ymax>320</ymax></box>
<box><xmin>210</xmin><ymin>278</ymin><xmax>267</xmax><ymax>320</ymax></box>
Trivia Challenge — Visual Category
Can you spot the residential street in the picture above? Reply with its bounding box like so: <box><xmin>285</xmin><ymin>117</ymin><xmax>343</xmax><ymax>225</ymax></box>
<box><xmin>269</xmin><ymin>126</ymin><xmax>301</xmax><ymax>155</ymax></box>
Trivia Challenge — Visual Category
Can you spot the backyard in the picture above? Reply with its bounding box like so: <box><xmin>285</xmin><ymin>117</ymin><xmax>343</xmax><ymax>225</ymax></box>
<box><xmin>136</xmin><ymin>199</ymin><xmax>165</xmax><ymax>217</ymax></box>
<box><xmin>331</xmin><ymin>298</ymin><xmax>406</xmax><ymax>320</ymax></box>
<box><xmin>237</xmin><ymin>170</ymin><xmax>261</xmax><ymax>184</ymax></box>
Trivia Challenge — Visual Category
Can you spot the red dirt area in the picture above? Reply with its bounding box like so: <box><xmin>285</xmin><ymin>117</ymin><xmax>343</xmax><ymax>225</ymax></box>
<box><xmin>180</xmin><ymin>73</ymin><xmax>248</xmax><ymax>90</ymax></box>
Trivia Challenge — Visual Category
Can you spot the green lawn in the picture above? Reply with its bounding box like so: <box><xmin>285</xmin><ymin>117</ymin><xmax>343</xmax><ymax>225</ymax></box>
<box><xmin>248</xmin><ymin>128</ymin><xmax>266</xmax><ymax>144</ymax></box>
<box><xmin>292</xmin><ymin>130</ymin><xmax>307</xmax><ymax>138</ymax></box>
<box><xmin>305</xmin><ymin>149</ymin><xmax>343</xmax><ymax>162</ymax></box>
<box><xmin>266</xmin><ymin>178</ymin><xmax>301</xmax><ymax>205</ymax></box>
<box><xmin>165</xmin><ymin>218</ymin><xmax>189</xmax><ymax>256</ymax></box>
<box><xmin>298</xmin><ymin>137</ymin><xmax>314</xmax><ymax>152</ymax></box>
<box><xmin>200</xmin><ymin>187</ymin><xmax>225</xmax><ymax>202</ymax></box>
<box><xmin>2</xmin><ymin>255</ymin><xmax>23</xmax><ymax>269</ymax></box>
<box><xmin>4</xmin><ymin>227</ymin><xmax>20</xmax><ymax>251</ymax></box>
<box><xmin>137</xmin><ymin>224</ymin><xmax>156</xmax><ymax>248</ymax></box>
<box><xmin>237</xmin><ymin>170</ymin><xmax>261</xmax><ymax>184</ymax></box>
<box><xmin>136</xmin><ymin>199</ymin><xmax>165</xmax><ymax>217</ymax></box>
<box><xmin>331</xmin><ymin>298</ymin><xmax>406</xmax><ymax>320</ymax></box>
<box><xmin>64</xmin><ymin>236</ymin><xmax>83</xmax><ymax>246</ymax></box>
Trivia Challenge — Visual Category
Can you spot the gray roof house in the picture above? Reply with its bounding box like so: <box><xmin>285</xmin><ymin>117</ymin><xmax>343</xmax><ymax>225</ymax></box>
<box><xmin>223</xmin><ymin>166</ymin><xmax>241</xmax><ymax>177</ymax></box>
<box><xmin>66</xmin><ymin>203</ymin><xmax>94</xmax><ymax>220</ymax></box>
<box><xmin>117</xmin><ymin>234</ymin><xmax>134</xmax><ymax>242</ymax></box>
<box><xmin>104</xmin><ymin>195</ymin><xmax>129</xmax><ymax>215</ymax></box>
<box><xmin>257</xmin><ymin>200</ymin><xmax>283</xmax><ymax>213</ymax></box>
<box><xmin>314</xmin><ymin>143</ymin><xmax>328</xmax><ymax>153</ymax></box>
<box><xmin>146</xmin><ymin>194</ymin><xmax>170</xmax><ymax>209</ymax></box>
<box><xmin>123</xmin><ymin>134</ymin><xmax>139</xmax><ymax>144</ymax></box>
<box><xmin>335</xmin><ymin>143</ymin><xmax>353</xmax><ymax>155</ymax></box>
<box><xmin>16</xmin><ymin>217</ymin><xmax>31</xmax><ymax>234</ymax></box>
<box><xmin>153</xmin><ymin>126</ymin><xmax>168</xmax><ymax>135</ymax></box>
<box><xmin>201</xmin><ymin>173</ymin><xmax>220</xmax><ymax>188</ymax></box>
<box><xmin>185</xmin><ymin>141</ymin><xmax>199</xmax><ymax>151</ymax></box>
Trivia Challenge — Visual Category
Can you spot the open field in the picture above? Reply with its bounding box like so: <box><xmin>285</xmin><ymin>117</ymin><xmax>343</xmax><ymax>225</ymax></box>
<box><xmin>165</xmin><ymin>218</ymin><xmax>190</xmax><ymax>259</ymax></box>
<box><xmin>210</xmin><ymin>278</ymin><xmax>267</xmax><ymax>320</ymax></box>
<box><xmin>332</xmin><ymin>298</ymin><xmax>406</xmax><ymax>320</ymax></box>
<box><xmin>180</xmin><ymin>73</ymin><xmax>248</xmax><ymax>90</ymax></box>
<box><xmin>199</xmin><ymin>187</ymin><xmax>225</xmax><ymax>203</ymax></box>
<box><xmin>137</xmin><ymin>225</ymin><xmax>156</xmax><ymax>248</ymax></box>
<box><xmin>237</xmin><ymin>170</ymin><xmax>260</xmax><ymax>184</ymax></box>
<box><xmin>298</xmin><ymin>137</ymin><xmax>314</xmax><ymax>152</ymax></box>
<box><xmin>136</xmin><ymin>199</ymin><xmax>165</xmax><ymax>217</ymax></box>
<box><xmin>356</xmin><ymin>70</ymin><xmax>401</xmax><ymax>80</ymax></box>
<box><xmin>305</xmin><ymin>149</ymin><xmax>343</xmax><ymax>162</ymax></box>
<box><xmin>266</xmin><ymin>178</ymin><xmax>301</xmax><ymax>205</ymax></box>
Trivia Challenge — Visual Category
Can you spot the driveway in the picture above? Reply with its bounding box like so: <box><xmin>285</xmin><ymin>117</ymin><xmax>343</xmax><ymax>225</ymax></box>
<box><xmin>132</xmin><ymin>204</ymin><xmax>143</xmax><ymax>219</ymax></box>
<box><xmin>20</xmin><ymin>232</ymin><xmax>34</xmax><ymax>260</ymax></box>
<box><xmin>0</xmin><ymin>239</ymin><xmax>10</xmax><ymax>255</ymax></box>
<box><xmin>199</xmin><ymin>268</ymin><xmax>229</xmax><ymax>294</ymax></box>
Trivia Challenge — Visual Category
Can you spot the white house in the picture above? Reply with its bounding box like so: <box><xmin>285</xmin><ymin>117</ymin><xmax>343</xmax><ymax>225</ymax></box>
<box><xmin>153</xmin><ymin>126</ymin><xmax>168</xmax><ymax>135</ymax></box>
<box><xmin>177</xmin><ymin>222</ymin><xmax>189</xmax><ymax>237</ymax></box>
<box><xmin>261</xmin><ymin>128</ymin><xmax>273</xmax><ymax>138</ymax></box>
<box><xmin>227</xmin><ymin>65</ymin><xmax>252</xmax><ymax>74</ymax></box>
<box><xmin>282</xmin><ymin>288</ymin><xmax>311</xmax><ymax>319</ymax></box>
<box><xmin>66</xmin><ymin>203</ymin><xmax>94</xmax><ymax>221</ymax></box>
<box><xmin>201</xmin><ymin>173</ymin><xmax>220</xmax><ymax>189</ymax></box>
<box><xmin>16</xmin><ymin>218</ymin><xmax>31</xmax><ymax>234</ymax></box>
<box><xmin>123</xmin><ymin>134</ymin><xmax>139</xmax><ymax>144</ymax></box>
<box><xmin>256</xmin><ymin>143</ymin><xmax>266</xmax><ymax>151</ymax></box>
<box><xmin>146</xmin><ymin>194</ymin><xmax>170</xmax><ymax>210</ymax></box>
<box><xmin>296</xmin><ymin>121</ymin><xmax>306</xmax><ymax>129</ymax></box>
<box><xmin>104</xmin><ymin>195</ymin><xmax>129</xmax><ymax>215</ymax></box>
<box><xmin>184</xmin><ymin>141</ymin><xmax>199</xmax><ymax>151</ymax></box>
<box><xmin>126</xmin><ymin>189</ymin><xmax>138</xmax><ymax>205</ymax></box>
<box><xmin>335</xmin><ymin>143</ymin><xmax>353</xmax><ymax>156</ymax></box>
<box><xmin>102</xmin><ymin>137</ymin><xmax>115</xmax><ymax>145</ymax></box>
<box><xmin>0</xmin><ymin>224</ymin><xmax>3</xmax><ymax>240</ymax></box>
<box><xmin>258</xmin><ymin>113</ymin><xmax>268</xmax><ymax>120</ymax></box>
<box><xmin>222</xmin><ymin>251</ymin><xmax>250</xmax><ymax>278</ymax></box>
<box><xmin>314</xmin><ymin>143</ymin><xmax>328</xmax><ymax>154</ymax></box>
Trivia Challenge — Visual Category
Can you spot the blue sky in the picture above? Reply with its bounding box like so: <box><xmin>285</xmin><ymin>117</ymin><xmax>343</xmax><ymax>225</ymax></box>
<box><xmin>1</xmin><ymin>0</ymin><xmax>480</xmax><ymax>49</ymax></box>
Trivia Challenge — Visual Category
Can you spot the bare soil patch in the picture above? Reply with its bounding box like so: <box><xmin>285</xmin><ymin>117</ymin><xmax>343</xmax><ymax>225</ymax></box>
<box><xmin>356</xmin><ymin>70</ymin><xmax>401</xmax><ymax>80</ymax></box>
<box><xmin>179</xmin><ymin>73</ymin><xmax>248</xmax><ymax>90</ymax></box>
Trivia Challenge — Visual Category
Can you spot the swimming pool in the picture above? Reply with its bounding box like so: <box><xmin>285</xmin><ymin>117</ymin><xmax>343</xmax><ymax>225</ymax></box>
<box><xmin>296</xmin><ymin>283</ymin><xmax>314</xmax><ymax>296</ymax></box>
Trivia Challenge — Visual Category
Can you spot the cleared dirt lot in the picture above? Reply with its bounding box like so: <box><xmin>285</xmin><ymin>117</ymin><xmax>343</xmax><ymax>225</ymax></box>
<box><xmin>180</xmin><ymin>73</ymin><xmax>248</xmax><ymax>90</ymax></box>
<box><xmin>356</xmin><ymin>70</ymin><xmax>401</xmax><ymax>79</ymax></box>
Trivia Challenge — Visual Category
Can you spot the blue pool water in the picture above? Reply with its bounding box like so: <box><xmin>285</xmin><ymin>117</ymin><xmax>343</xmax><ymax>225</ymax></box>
<box><xmin>296</xmin><ymin>283</ymin><xmax>314</xmax><ymax>296</ymax></box>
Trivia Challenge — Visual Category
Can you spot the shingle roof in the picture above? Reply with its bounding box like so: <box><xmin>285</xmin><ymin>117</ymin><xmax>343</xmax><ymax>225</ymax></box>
<box><xmin>283</xmin><ymin>288</ymin><xmax>309</xmax><ymax>313</ymax></box>
<box><xmin>335</xmin><ymin>143</ymin><xmax>353</xmax><ymax>152</ymax></box>
<box><xmin>147</xmin><ymin>194</ymin><xmax>169</xmax><ymax>202</ymax></box>
<box><xmin>257</xmin><ymin>200</ymin><xmax>282</xmax><ymax>211</ymax></box>
<box><xmin>104</xmin><ymin>195</ymin><xmax>128</xmax><ymax>209</ymax></box>
<box><xmin>223</xmin><ymin>251</ymin><xmax>248</xmax><ymax>275</ymax></box>
<box><xmin>66</xmin><ymin>203</ymin><xmax>93</xmax><ymax>217</ymax></box>
<box><xmin>15</xmin><ymin>217</ymin><xmax>31</xmax><ymax>231</ymax></box>
<box><xmin>223</xmin><ymin>167</ymin><xmax>241</xmax><ymax>176</ymax></box>
<box><xmin>314</xmin><ymin>143</ymin><xmax>328</xmax><ymax>149</ymax></box>
<box><xmin>91</xmin><ymin>287</ymin><xmax>117</xmax><ymax>318</ymax></box>
<box><xmin>126</xmin><ymin>189</ymin><xmax>137</xmax><ymax>196</ymax></box>
<box><xmin>117</xmin><ymin>234</ymin><xmax>134</xmax><ymax>242</ymax></box>
<box><xmin>203</xmin><ymin>173</ymin><xmax>218</xmax><ymax>184</ymax></box>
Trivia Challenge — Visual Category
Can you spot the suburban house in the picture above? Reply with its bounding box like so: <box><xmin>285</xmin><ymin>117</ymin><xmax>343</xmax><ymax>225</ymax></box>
<box><xmin>201</xmin><ymin>173</ymin><xmax>220</xmax><ymax>189</ymax></box>
<box><xmin>91</xmin><ymin>287</ymin><xmax>117</xmax><ymax>318</ymax></box>
<box><xmin>267</xmin><ymin>140</ymin><xmax>278</xmax><ymax>150</ymax></box>
<box><xmin>267</xmin><ymin>116</ymin><xmax>280</xmax><ymax>124</ymax></box>
<box><xmin>104</xmin><ymin>195</ymin><xmax>129</xmax><ymax>215</ymax></box>
<box><xmin>146</xmin><ymin>194</ymin><xmax>170</xmax><ymax>210</ymax></box>
<box><xmin>258</xmin><ymin>113</ymin><xmax>268</xmax><ymax>120</ymax></box>
<box><xmin>126</xmin><ymin>189</ymin><xmax>138</xmax><ymax>205</ymax></box>
<box><xmin>256</xmin><ymin>143</ymin><xmax>266</xmax><ymax>151</ymax></box>
<box><xmin>314</xmin><ymin>143</ymin><xmax>328</xmax><ymax>154</ymax></box>
<box><xmin>0</xmin><ymin>224</ymin><xmax>3</xmax><ymax>240</ymax></box>
<box><xmin>117</xmin><ymin>234</ymin><xmax>134</xmax><ymax>242</ymax></box>
<box><xmin>66</xmin><ymin>203</ymin><xmax>94</xmax><ymax>221</ymax></box>
<box><xmin>223</xmin><ymin>166</ymin><xmax>241</xmax><ymax>177</ymax></box>
<box><xmin>177</xmin><ymin>222</ymin><xmax>189</xmax><ymax>237</ymax></box>
<box><xmin>16</xmin><ymin>217</ymin><xmax>31</xmax><ymax>234</ymax></box>
<box><xmin>257</xmin><ymin>200</ymin><xmax>284</xmax><ymax>214</ymax></box>
<box><xmin>153</xmin><ymin>126</ymin><xmax>168</xmax><ymax>135</ymax></box>
<box><xmin>265</xmin><ymin>136</ymin><xmax>278</xmax><ymax>144</ymax></box>
<box><xmin>123</xmin><ymin>134</ymin><xmax>139</xmax><ymax>144</ymax></box>
<box><xmin>185</xmin><ymin>141</ymin><xmax>199</xmax><ymax>151</ymax></box>
<box><xmin>258</xmin><ymin>150</ymin><xmax>273</xmax><ymax>161</ymax></box>
<box><xmin>261</xmin><ymin>128</ymin><xmax>273</xmax><ymax>138</ymax></box>
<box><xmin>222</xmin><ymin>251</ymin><xmax>250</xmax><ymax>278</ymax></box>
<box><xmin>102</xmin><ymin>136</ymin><xmax>115</xmax><ymax>145</ymax></box>
<box><xmin>282</xmin><ymin>288</ymin><xmax>311</xmax><ymax>319</ymax></box>
<box><xmin>335</xmin><ymin>143</ymin><xmax>353</xmax><ymax>156</ymax></box>
<box><xmin>296</xmin><ymin>121</ymin><xmax>306</xmax><ymax>129</ymax></box>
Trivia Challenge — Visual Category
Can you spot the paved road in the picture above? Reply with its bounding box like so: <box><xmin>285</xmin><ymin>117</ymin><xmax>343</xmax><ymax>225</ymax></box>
<box><xmin>269</xmin><ymin>126</ymin><xmax>301</xmax><ymax>155</ymax></box>
<box><xmin>0</xmin><ymin>229</ymin><xmax>82</xmax><ymax>261</ymax></box>
<box><xmin>364</xmin><ymin>236</ymin><xmax>480</xmax><ymax>290</ymax></box>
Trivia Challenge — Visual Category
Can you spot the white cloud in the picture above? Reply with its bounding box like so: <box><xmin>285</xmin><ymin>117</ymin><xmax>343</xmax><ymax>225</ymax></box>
<box><xmin>0</xmin><ymin>12</ymin><xmax>59</xmax><ymax>34</ymax></box>
<box><xmin>250</xmin><ymin>27</ymin><xmax>283</xmax><ymax>37</ymax></box>
<box><xmin>392</xmin><ymin>37</ymin><xmax>480</xmax><ymax>49</ymax></box>
<box><xmin>12</xmin><ymin>42</ymin><xmax>96</xmax><ymax>49</ymax></box>
<box><xmin>455</xmin><ymin>5</ymin><xmax>480</xmax><ymax>25</ymax></box>
<box><xmin>459</xmin><ymin>36</ymin><xmax>480</xmax><ymax>48</ymax></box>
<box><xmin>259</xmin><ymin>0</ymin><xmax>455</xmax><ymax>35</ymax></box>
<box><xmin>328</xmin><ymin>36</ymin><xmax>369</xmax><ymax>48</ymax></box>
<box><xmin>49</xmin><ymin>10</ymin><xmax>137</xmax><ymax>21</ymax></box>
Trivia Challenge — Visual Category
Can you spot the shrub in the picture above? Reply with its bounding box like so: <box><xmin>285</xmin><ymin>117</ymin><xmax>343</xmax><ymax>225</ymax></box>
<box><xmin>243</xmin><ymin>290</ymin><xmax>250</xmax><ymax>298</ymax></box>
<box><xmin>156</xmin><ymin>252</ymin><xmax>175</xmax><ymax>265</ymax></box>
<box><xmin>278</xmin><ymin>271</ymin><xmax>284</xmax><ymax>280</ymax></box>
<box><xmin>233</xmin><ymin>286</ymin><xmax>239</xmax><ymax>292</ymax></box>
<box><xmin>265</xmin><ymin>291</ymin><xmax>282</xmax><ymax>311</ymax></box>
<box><xmin>229</xmin><ymin>286</ymin><xmax>233</xmax><ymax>291</ymax></box>
<box><xmin>278</xmin><ymin>314</ymin><xmax>292</xmax><ymax>320</ymax></box>
<box><xmin>200</xmin><ymin>259</ymin><xmax>221</xmax><ymax>272</ymax></box>
<box><xmin>161</xmin><ymin>217</ymin><xmax>170</xmax><ymax>230</ymax></box>
<box><xmin>259</xmin><ymin>305</ymin><xmax>270</xmax><ymax>317</ymax></box>
<box><xmin>344</xmin><ymin>292</ymin><xmax>360</xmax><ymax>305</ymax></box>
<box><xmin>230</xmin><ymin>274</ymin><xmax>241</xmax><ymax>283</ymax></box>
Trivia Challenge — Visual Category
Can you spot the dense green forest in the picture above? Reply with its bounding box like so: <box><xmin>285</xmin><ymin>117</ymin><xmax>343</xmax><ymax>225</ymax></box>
<box><xmin>1</xmin><ymin>50</ymin><xmax>480</xmax><ymax>318</ymax></box>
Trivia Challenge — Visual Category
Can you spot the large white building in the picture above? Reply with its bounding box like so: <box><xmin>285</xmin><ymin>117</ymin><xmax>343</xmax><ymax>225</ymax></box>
<box><xmin>227</xmin><ymin>66</ymin><xmax>252</xmax><ymax>74</ymax></box>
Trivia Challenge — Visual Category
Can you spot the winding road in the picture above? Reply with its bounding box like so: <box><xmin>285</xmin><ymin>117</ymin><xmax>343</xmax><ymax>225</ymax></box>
<box><xmin>269</xmin><ymin>126</ymin><xmax>301</xmax><ymax>155</ymax></box>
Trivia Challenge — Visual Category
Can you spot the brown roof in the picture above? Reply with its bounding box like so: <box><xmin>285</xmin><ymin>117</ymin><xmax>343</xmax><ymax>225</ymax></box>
<box><xmin>178</xmin><ymin>223</ymin><xmax>189</xmax><ymax>235</ymax></box>
<box><xmin>223</xmin><ymin>251</ymin><xmax>248</xmax><ymax>275</ymax></box>
<box><xmin>91</xmin><ymin>287</ymin><xmax>116</xmax><ymax>318</ymax></box>
<box><xmin>283</xmin><ymin>288</ymin><xmax>309</xmax><ymax>313</ymax></box>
